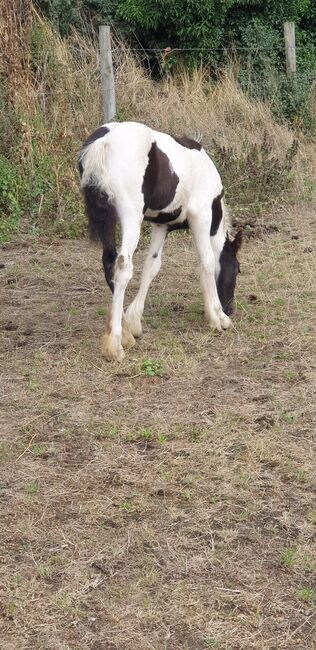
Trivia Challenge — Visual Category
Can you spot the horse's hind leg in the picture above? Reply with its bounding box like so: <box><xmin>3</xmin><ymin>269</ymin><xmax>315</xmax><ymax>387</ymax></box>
<box><xmin>101</xmin><ymin>210</ymin><xmax>141</xmax><ymax>361</ymax></box>
<box><xmin>126</xmin><ymin>223</ymin><xmax>167</xmax><ymax>337</ymax></box>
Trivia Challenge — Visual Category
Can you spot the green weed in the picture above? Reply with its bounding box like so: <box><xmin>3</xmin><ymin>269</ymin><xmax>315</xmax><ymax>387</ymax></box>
<box><xmin>157</xmin><ymin>433</ymin><xmax>167</xmax><ymax>444</ymax></box>
<box><xmin>141</xmin><ymin>358</ymin><xmax>164</xmax><ymax>377</ymax></box>
<box><xmin>280</xmin><ymin>412</ymin><xmax>294</xmax><ymax>424</ymax></box>
<box><xmin>281</xmin><ymin>545</ymin><xmax>297</xmax><ymax>569</ymax></box>
<box><xmin>139</xmin><ymin>428</ymin><xmax>152</xmax><ymax>441</ymax></box>
<box><xmin>37</xmin><ymin>564</ymin><xmax>51</xmax><ymax>578</ymax></box>
<box><xmin>284</xmin><ymin>370</ymin><xmax>298</xmax><ymax>381</ymax></box>
<box><xmin>0</xmin><ymin>154</ymin><xmax>24</xmax><ymax>242</ymax></box>
<box><xmin>95</xmin><ymin>307</ymin><xmax>107</xmax><ymax>317</ymax></box>
<box><xmin>31</xmin><ymin>444</ymin><xmax>46</xmax><ymax>457</ymax></box>
<box><xmin>295</xmin><ymin>469</ymin><xmax>307</xmax><ymax>483</ymax></box>
<box><xmin>25</xmin><ymin>480</ymin><xmax>39</xmax><ymax>494</ymax></box>
<box><xmin>159</xmin><ymin>467</ymin><xmax>171</xmax><ymax>482</ymax></box>
<box><xmin>297</xmin><ymin>586</ymin><xmax>316</xmax><ymax>604</ymax></box>
<box><xmin>118</xmin><ymin>501</ymin><xmax>132</xmax><ymax>511</ymax></box>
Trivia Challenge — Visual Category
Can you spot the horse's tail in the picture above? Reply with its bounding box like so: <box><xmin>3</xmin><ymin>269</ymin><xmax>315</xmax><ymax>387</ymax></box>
<box><xmin>78</xmin><ymin>126</ymin><xmax>117</xmax><ymax>245</ymax></box>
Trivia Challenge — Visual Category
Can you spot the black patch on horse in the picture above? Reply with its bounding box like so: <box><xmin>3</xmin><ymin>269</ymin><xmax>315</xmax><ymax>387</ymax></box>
<box><xmin>167</xmin><ymin>219</ymin><xmax>189</xmax><ymax>233</ymax></box>
<box><xmin>144</xmin><ymin>207</ymin><xmax>182</xmax><ymax>225</ymax></box>
<box><xmin>78</xmin><ymin>159</ymin><xmax>84</xmax><ymax>177</ymax></box>
<box><xmin>173</xmin><ymin>136</ymin><xmax>202</xmax><ymax>151</ymax></box>
<box><xmin>82</xmin><ymin>126</ymin><xmax>109</xmax><ymax>149</ymax></box>
<box><xmin>83</xmin><ymin>183</ymin><xmax>117</xmax><ymax>294</ymax></box>
<box><xmin>211</xmin><ymin>189</ymin><xmax>224</xmax><ymax>236</ymax></box>
<box><xmin>142</xmin><ymin>142</ymin><xmax>179</xmax><ymax>213</ymax></box>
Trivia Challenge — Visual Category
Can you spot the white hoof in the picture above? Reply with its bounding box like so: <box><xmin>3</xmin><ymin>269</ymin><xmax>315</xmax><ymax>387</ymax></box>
<box><xmin>101</xmin><ymin>335</ymin><xmax>125</xmax><ymax>362</ymax></box>
<box><xmin>220</xmin><ymin>313</ymin><xmax>232</xmax><ymax>330</ymax></box>
<box><xmin>207</xmin><ymin>306</ymin><xmax>232</xmax><ymax>331</ymax></box>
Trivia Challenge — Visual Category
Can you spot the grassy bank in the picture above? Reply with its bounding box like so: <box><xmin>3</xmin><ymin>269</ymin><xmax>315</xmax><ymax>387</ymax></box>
<box><xmin>0</xmin><ymin>4</ymin><xmax>315</xmax><ymax>242</ymax></box>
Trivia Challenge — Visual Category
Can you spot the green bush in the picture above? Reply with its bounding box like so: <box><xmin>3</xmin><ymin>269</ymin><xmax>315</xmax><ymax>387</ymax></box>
<box><xmin>0</xmin><ymin>155</ymin><xmax>24</xmax><ymax>242</ymax></box>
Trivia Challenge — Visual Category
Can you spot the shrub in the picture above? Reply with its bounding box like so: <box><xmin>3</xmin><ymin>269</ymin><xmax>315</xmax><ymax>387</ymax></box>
<box><xmin>0</xmin><ymin>155</ymin><xmax>24</xmax><ymax>242</ymax></box>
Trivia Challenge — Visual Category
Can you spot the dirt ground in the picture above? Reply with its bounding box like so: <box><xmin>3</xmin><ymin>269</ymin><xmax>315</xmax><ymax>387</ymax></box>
<box><xmin>0</xmin><ymin>206</ymin><xmax>315</xmax><ymax>650</ymax></box>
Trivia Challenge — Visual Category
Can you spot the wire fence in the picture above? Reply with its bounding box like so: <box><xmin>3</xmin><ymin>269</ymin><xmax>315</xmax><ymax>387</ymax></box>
<box><xmin>112</xmin><ymin>42</ymin><xmax>316</xmax><ymax>84</ymax></box>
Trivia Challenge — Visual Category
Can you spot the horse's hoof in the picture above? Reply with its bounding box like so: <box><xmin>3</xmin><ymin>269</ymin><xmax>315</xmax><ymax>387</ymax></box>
<box><xmin>122</xmin><ymin>317</ymin><xmax>136</xmax><ymax>350</ymax></box>
<box><xmin>125</xmin><ymin>306</ymin><xmax>142</xmax><ymax>338</ymax></box>
<box><xmin>220</xmin><ymin>313</ymin><xmax>232</xmax><ymax>330</ymax></box>
<box><xmin>101</xmin><ymin>335</ymin><xmax>125</xmax><ymax>361</ymax></box>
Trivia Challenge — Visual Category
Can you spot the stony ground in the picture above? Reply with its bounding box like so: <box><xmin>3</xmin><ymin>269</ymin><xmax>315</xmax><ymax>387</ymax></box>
<box><xmin>0</xmin><ymin>206</ymin><xmax>315</xmax><ymax>649</ymax></box>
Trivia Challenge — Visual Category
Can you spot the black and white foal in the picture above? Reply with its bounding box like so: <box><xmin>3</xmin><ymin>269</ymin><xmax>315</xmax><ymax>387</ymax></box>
<box><xmin>78</xmin><ymin>121</ymin><xmax>242</xmax><ymax>361</ymax></box>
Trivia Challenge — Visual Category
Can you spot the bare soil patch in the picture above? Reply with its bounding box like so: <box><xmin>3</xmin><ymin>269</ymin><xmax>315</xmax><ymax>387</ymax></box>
<box><xmin>0</xmin><ymin>207</ymin><xmax>315</xmax><ymax>650</ymax></box>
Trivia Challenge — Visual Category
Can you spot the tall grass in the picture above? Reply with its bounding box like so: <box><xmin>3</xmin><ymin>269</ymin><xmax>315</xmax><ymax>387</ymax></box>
<box><xmin>0</xmin><ymin>2</ymin><xmax>314</xmax><ymax>241</ymax></box>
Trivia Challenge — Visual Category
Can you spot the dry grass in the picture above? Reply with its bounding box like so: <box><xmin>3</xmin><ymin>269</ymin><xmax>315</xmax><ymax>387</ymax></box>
<box><xmin>1</xmin><ymin>4</ymin><xmax>315</xmax><ymax>240</ymax></box>
<box><xmin>1</xmin><ymin>204</ymin><xmax>315</xmax><ymax>649</ymax></box>
<box><xmin>115</xmin><ymin>52</ymin><xmax>292</xmax><ymax>155</ymax></box>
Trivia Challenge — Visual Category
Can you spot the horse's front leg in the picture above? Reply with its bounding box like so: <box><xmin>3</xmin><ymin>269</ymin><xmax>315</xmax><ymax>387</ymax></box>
<box><xmin>101</xmin><ymin>213</ymin><xmax>141</xmax><ymax>361</ymax></box>
<box><xmin>189</xmin><ymin>212</ymin><xmax>231</xmax><ymax>331</ymax></box>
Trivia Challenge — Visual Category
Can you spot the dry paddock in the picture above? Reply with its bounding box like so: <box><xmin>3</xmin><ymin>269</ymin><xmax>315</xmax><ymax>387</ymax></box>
<box><xmin>0</xmin><ymin>205</ymin><xmax>315</xmax><ymax>650</ymax></box>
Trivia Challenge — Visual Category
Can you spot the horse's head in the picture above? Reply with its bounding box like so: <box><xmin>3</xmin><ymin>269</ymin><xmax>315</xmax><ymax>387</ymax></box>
<box><xmin>217</xmin><ymin>230</ymin><xmax>242</xmax><ymax>316</ymax></box>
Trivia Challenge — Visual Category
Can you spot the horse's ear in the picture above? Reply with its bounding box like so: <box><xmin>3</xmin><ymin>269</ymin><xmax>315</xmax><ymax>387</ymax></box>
<box><xmin>232</xmin><ymin>229</ymin><xmax>242</xmax><ymax>253</ymax></box>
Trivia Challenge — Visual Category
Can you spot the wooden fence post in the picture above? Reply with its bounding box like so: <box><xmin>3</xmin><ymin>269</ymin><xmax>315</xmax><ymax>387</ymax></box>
<box><xmin>284</xmin><ymin>22</ymin><xmax>296</xmax><ymax>77</ymax></box>
<box><xmin>99</xmin><ymin>25</ymin><xmax>116</xmax><ymax>122</ymax></box>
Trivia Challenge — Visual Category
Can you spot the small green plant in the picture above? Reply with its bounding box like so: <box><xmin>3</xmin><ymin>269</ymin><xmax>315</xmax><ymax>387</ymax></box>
<box><xmin>209</xmin><ymin>494</ymin><xmax>228</xmax><ymax>505</ymax></box>
<box><xmin>297</xmin><ymin>586</ymin><xmax>316</xmax><ymax>604</ymax></box>
<box><xmin>139</xmin><ymin>428</ymin><xmax>152</xmax><ymax>441</ymax></box>
<box><xmin>273</xmin><ymin>297</ymin><xmax>285</xmax><ymax>306</ymax></box>
<box><xmin>95</xmin><ymin>307</ymin><xmax>107</xmax><ymax>317</ymax></box>
<box><xmin>141</xmin><ymin>358</ymin><xmax>164</xmax><ymax>377</ymax></box>
<box><xmin>281</xmin><ymin>545</ymin><xmax>297</xmax><ymax>569</ymax></box>
<box><xmin>25</xmin><ymin>480</ymin><xmax>39</xmax><ymax>494</ymax></box>
<box><xmin>31</xmin><ymin>444</ymin><xmax>46</xmax><ymax>457</ymax></box>
<box><xmin>37</xmin><ymin>564</ymin><xmax>51</xmax><ymax>578</ymax></box>
<box><xmin>273</xmin><ymin>352</ymin><xmax>290</xmax><ymax>361</ymax></box>
<box><xmin>159</xmin><ymin>467</ymin><xmax>171</xmax><ymax>481</ymax></box>
<box><xmin>156</xmin><ymin>433</ymin><xmax>167</xmax><ymax>444</ymax></box>
<box><xmin>284</xmin><ymin>370</ymin><xmax>298</xmax><ymax>381</ymax></box>
<box><xmin>27</xmin><ymin>378</ymin><xmax>39</xmax><ymax>391</ymax></box>
<box><xmin>190</xmin><ymin>425</ymin><xmax>204</xmax><ymax>442</ymax></box>
<box><xmin>6</xmin><ymin>601</ymin><xmax>18</xmax><ymax>617</ymax></box>
<box><xmin>280</xmin><ymin>411</ymin><xmax>294</xmax><ymax>424</ymax></box>
<box><xmin>95</xmin><ymin>424</ymin><xmax>119</xmax><ymax>439</ymax></box>
<box><xmin>295</xmin><ymin>468</ymin><xmax>307</xmax><ymax>483</ymax></box>
<box><xmin>118</xmin><ymin>501</ymin><xmax>132</xmax><ymax>511</ymax></box>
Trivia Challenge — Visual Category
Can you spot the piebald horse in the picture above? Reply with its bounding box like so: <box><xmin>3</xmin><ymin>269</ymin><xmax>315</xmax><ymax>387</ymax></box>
<box><xmin>78</xmin><ymin>121</ymin><xmax>242</xmax><ymax>361</ymax></box>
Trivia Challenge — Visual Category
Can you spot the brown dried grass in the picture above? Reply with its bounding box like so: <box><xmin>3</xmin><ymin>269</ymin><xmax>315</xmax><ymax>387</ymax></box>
<box><xmin>1</xmin><ymin>5</ymin><xmax>312</xmax><ymax>177</ymax></box>
<box><xmin>0</xmin><ymin>203</ymin><xmax>315</xmax><ymax>649</ymax></box>
<box><xmin>114</xmin><ymin>51</ymin><xmax>294</xmax><ymax>158</ymax></box>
